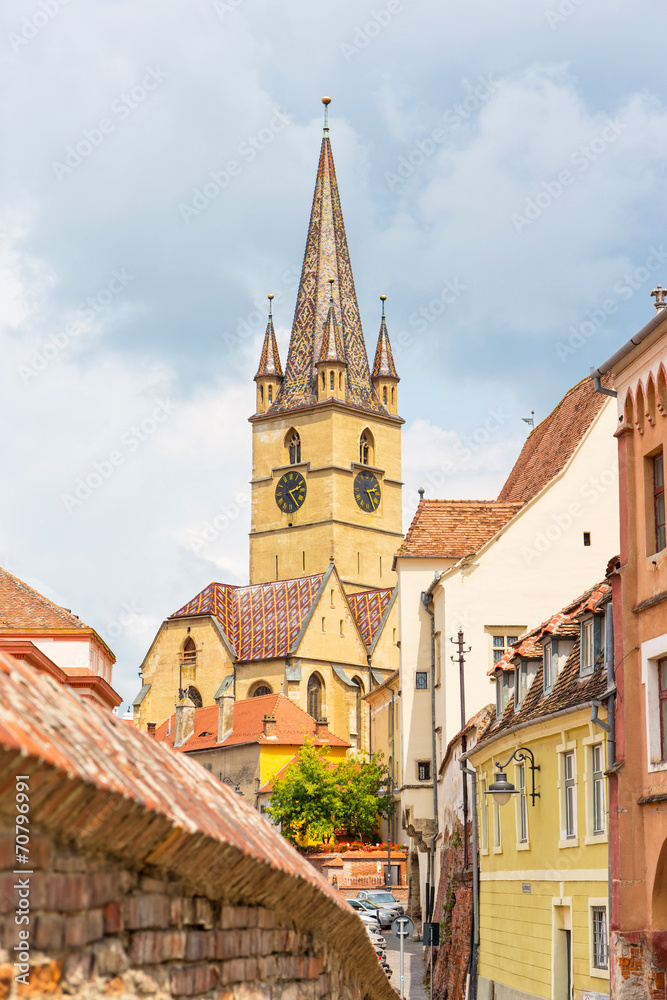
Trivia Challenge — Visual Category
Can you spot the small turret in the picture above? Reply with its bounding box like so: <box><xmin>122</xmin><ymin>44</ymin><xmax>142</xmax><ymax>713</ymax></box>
<box><xmin>315</xmin><ymin>280</ymin><xmax>347</xmax><ymax>402</ymax></box>
<box><xmin>254</xmin><ymin>295</ymin><xmax>283</xmax><ymax>414</ymax></box>
<box><xmin>371</xmin><ymin>295</ymin><xmax>399</xmax><ymax>414</ymax></box>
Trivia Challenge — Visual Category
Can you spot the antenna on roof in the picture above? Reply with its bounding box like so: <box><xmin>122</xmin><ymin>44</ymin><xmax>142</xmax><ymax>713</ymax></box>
<box><xmin>522</xmin><ymin>411</ymin><xmax>535</xmax><ymax>428</ymax></box>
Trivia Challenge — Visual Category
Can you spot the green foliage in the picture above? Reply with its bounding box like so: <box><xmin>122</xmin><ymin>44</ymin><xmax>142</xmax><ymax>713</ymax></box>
<box><xmin>266</xmin><ymin>741</ymin><xmax>389</xmax><ymax>844</ymax></box>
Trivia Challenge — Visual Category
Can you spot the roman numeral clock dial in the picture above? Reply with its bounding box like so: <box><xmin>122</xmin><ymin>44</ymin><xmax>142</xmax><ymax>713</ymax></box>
<box><xmin>275</xmin><ymin>471</ymin><xmax>307</xmax><ymax>513</ymax></box>
<box><xmin>354</xmin><ymin>470</ymin><xmax>381</xmax><ymax>513</ymax></box>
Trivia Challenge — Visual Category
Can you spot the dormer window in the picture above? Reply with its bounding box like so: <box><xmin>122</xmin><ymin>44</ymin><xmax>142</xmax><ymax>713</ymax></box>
<box><xmin>515</xmin><ymin>660</ymin><xmax>528</xmax><ymax>708</ymax></box>
<box><xmin>496</xmin><ymin>672</ymin><xmax>513</xmax><ymax>715</ymax></box>
<box><xmin>580</xmin><ymin>616</ymin><xmax>601</xmax><ymax>676</ymax></box>
<box><xmin>543</xmin><ymin>641</ymin><xmax>554</xmax><ymax>694</ymax></box>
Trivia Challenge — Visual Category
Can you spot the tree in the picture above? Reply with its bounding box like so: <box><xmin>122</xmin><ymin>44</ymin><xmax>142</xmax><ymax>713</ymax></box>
<box><xmin>266</xmin><ymin>740</ymin><xmax>388</xmax><ymax>845</ymax></box>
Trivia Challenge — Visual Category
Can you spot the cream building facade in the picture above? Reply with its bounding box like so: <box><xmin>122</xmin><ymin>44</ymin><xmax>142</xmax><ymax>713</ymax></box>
<box><xmin>395</xmin><ymin>376</ymin><xmax>620</xmax><ymax>915</ymax></box>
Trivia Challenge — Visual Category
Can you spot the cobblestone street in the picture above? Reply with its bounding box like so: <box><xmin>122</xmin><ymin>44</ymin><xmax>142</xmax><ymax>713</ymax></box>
<box><xmin>384</xmin><ymin>934</ymin><xmax>429</xmax><ymax>1000</ymax></box>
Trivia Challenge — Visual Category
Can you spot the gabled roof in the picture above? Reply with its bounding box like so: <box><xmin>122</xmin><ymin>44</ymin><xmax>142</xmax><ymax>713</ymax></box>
<box><xmin>156</xmin><ymin>693</ymin><xmax>351</xmax><ymax>753</ymax></box>
<box><xmin>0</xmin><ymin>566</ymin><xmax>91</xmax><ymax>632</ymax></box>
<box><xmin>170</xmin><ymin>573</ymin><xmax>326</xmax><ymax>661</ymax></box>
<box><xmin>266</xmin><ymin>133</ymin><xmax>382</xmax><ymax>415</ymax></box>
<box><xmin>397</xmin><ymin>500</ymin><xmax>523</xmax><ymax>559</ymax></box>
<box><xmin>488</xmin><ymin>582</ymin><xmax>610</xmax><ymax>676</ymax></box>
<box><xmin>497</xmin><ymin>374</ymin><xmax>613</xmax><ymax>503</ymax></box>
<box><xmin>371</xmin><ymin>307</ymin><xmax>398</xmax><ymax>381</ymax></box>
<box><xmin>347</xmin><ymin>587</ymin><xmax>395</xmax><ymax>648</ymax></box>
<box><xmin>254</xmin><ymin>310</ymin><xmax>283</xmax><ymax>380</ymax></box>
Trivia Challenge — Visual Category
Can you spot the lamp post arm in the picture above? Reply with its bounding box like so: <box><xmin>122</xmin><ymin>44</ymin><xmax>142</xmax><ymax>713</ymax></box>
<box><xmin>495</xmin><ymin>747</ymin><xmax>540</xmax><ymax>807</ymax></box>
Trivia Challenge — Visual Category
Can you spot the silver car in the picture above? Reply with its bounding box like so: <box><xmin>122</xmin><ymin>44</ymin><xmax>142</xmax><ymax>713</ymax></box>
<box><xmin>356</xmin><ymin>898</ymin><xmax>395</xmax><ymax>929</ymax></box>
<box><xmin>345</xmin><ymin>898</ymin><xmax>381</xmax><ymax>930</ymax></box>
<box><xmin>356</xmin><ymin>889</ymin><xmax>405</xmax><ymax>916</ymax></box>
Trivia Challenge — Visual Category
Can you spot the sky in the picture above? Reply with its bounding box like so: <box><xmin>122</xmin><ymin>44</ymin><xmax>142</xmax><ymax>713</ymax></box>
<box><xmin>1</xmin><ymin>0</ymin><xmax>667</xmax><ymax>709</ymax></box>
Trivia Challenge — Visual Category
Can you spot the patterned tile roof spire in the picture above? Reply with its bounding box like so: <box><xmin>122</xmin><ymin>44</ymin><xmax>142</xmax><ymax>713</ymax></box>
<box><xmin>254</xmin><ymin>295</ymin><xmax>283</xmax><ymax>380</ymax></box>
<box><xmin>372</xmin><ymin>295</ymin><xmax>399</xmax><ymax>380</ymax></box>
<box><xmin>317</xmin><ymin>279</ymin><xmax>347</xmax><ymax>363</ymax></box>
<box><xmin>269</xmin><ymin>103</ymin><xmax>381</xmax><ymax>414</ymax></box>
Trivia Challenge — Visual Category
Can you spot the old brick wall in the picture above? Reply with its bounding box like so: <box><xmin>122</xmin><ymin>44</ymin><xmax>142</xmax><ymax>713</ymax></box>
<box><xmin>611</xmin><ymin>931</ymin><xmax>667</xmax><ymax>1000</ymax></box>
<box><xmin>0</xmin><ymin>824</ymin><xmax>356</xmax><ymax>1000</ymax></box>
<box><xmin>431</xmin><ymin>820</ymin><xmax>472</xmax><ymax>1000</ymax></box>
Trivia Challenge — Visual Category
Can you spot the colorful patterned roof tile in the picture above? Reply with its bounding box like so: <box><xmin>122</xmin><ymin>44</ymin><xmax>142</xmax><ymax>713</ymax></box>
<box><xmin>156</xmin><ymin>693</ymin><xmax>350</xmax><ymax>752</ymax></box>
<box><xmin>347</xmin><ymin>588</ymin><xmax>394</xmax><ymax>648</ymax></box>
<box><xmin>371</xmin><ymin>307</ymin><xmax>398</xmax><ymax>381</ymax></box>
<box><xmin>498</xmin><ymin>374</ymin><xmax>614</xmax><ymax>503</ymax></box>
<box><xmin>268</xmin><ymin>135</ymin><xmax>382</xmax><ymax>415</ymax></box>
<box><xmin>317</xmin><ymin>292</ymin><xmax>347</xmax><ymax>364</ymax></box>
<box><xmin>170</xmin><ymin>574</ymin><xmax>325</xmax><ymax>662</ymax></box>
<box><xmin>397</xmin><ymin>500</ymin><xmax>523</xmax><ymax>559</ymax></box>
<box><xmin>254</xmin><ymin>310</ymin><xmax>283</xmax><ymax>380</ymax></box>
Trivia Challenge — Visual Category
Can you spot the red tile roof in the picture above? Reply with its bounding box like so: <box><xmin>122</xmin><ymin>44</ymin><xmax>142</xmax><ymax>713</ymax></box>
<box><xmin>156</xmin><ymin>693</ymin><xmax>351</xmax><ymax>752</ymax></box>
<box><xmin>0</xmin><ymin>566</ymin><xmax>90</xmax><ymax>632</ymax></box>
<box><xmin>498</xmin><ymin>374</ymin><xmax>614</xmax><ymax>503</ymax></box>
<box><xmin>170</xmin><ymin>574</ymin><xmax>326</xmax><ymax>661</ymax></box>
<box><xmin>347</xmin><ymin>587</ymin><xmax>395</xmax><ymax>647</ymax></box>
<box><xmin>397</xmin><ymin>500</ymin><xmax>523</xmax><ymax>559</ymax></box>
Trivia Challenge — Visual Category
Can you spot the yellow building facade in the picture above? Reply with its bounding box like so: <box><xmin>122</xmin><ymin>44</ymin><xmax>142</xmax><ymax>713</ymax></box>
<box><xmin>468</xmin><ymin>583</ymin><xmax>612</xmax><ymax>1000</ymax></box>
<box><xmin>133</xmin><ymin>108</ymin><xmax>403</xmax><ymax>747</ymax></box>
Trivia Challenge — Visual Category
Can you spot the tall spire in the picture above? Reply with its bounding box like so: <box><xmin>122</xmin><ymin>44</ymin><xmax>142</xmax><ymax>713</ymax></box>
<box><xmin>254</xmin><ymin>295</ymin><xmax>283</xmax><ymax>380</ymax></box>
<box><xmin>271</xmin><ymin>98</ymin><xmax>381</xmax><ymax>414</ymax></box>
<box><xmin>372</xmin><ymin>295</ymin><xmax>399</xmax><ymax>380</ymax></box>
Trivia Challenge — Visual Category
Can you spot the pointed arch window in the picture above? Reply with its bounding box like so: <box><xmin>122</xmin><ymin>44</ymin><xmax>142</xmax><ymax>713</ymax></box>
<box><xmin>360</xmin><ymin>430</ymin><xmax>374</xmax><ymax>466</ymax></box>
<box><xmin>182</xmin><ymin>637</ymin><xmax>196</xmax><ymax>662</ymax></box>
<box><xmin>268</xmin><ymin>384</ymin><xmax>273</xmax><ymax>403</ymax></box>
<box><xmin>322</xmin><ymin>372</ymin><xmax>326</xmax><ymax>390</ymax></box>
<box><xmin>251</xmin><ymin>683</ymin><xmax>272</xmax><ymax>697</ymax></box>
<box><xmin>184</xmin><ymin>685</ymin><xmax>202</xmax><ymax>708</ymax></box>
<box><xmin>383</xmin><ymin>386</ymin><xmax>388</xmax><ymax>405</ymax></box>
<box><xmin>288</xmin><ymin>430</ymin><xmax>301</xmax><ymax>465</ymax></box>
<box><xmin>307</xmin><ymin>674</ymin><xmax>324</xmax><ymax>720</ymax></box>
<box><xmin>330</xmin><ymin>371</ymin><xmax>335</xmax><ymax>391</ymax></box>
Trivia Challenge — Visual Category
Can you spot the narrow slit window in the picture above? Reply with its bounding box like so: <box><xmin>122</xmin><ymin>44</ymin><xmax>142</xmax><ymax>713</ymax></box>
<box><xmin>655</xmin><ymin>453</ymin><xmax>665</xmax><ymax>552</ymax></box>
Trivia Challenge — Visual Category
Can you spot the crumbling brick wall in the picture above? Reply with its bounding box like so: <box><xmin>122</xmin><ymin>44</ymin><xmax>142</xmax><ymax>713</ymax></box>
<box><xmin>431</xmin><ymin>820</ymin><xmax>473</xmax><ymax>1000</ymax></box>
<box><xmin>0</xmin><ymin>826</ymin><xmax>363</xmax><ymax>999</ymax></box>
<box><xmin>612</xmin><ymin>931</ymin><xmax>667</xmax><ymax>1000</ymax></box>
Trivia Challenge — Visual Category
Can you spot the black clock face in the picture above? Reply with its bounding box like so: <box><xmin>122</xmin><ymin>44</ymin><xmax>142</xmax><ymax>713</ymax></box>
<box><xmin>275</xmin><ymin>471</ymin><xmax>307</xmax><ymax>513</ymax></box>
<box><xmin>354</xmin><ymin>470</ymin><xmax>381</xmax><ymax>512</ymax></box>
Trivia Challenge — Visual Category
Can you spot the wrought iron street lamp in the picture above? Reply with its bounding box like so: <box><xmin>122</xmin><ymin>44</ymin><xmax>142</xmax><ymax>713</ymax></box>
<box><xmin>486</xmin><ymin>747</ymin><xmax>540</xmax><ymax>807</ymax></box>
<box><xmin>221</xmin><ymin>776</ymin><xmax>244</xmax><ymax>795</ymax></box>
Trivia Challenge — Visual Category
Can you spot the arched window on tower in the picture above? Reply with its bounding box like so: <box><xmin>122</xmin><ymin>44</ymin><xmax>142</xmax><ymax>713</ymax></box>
<box><xmin>322</xmin><ymin>372</ymin><xmax>326</xmax><ymax>390</ymax></box>
<box><xmin>330</xmin><ymin>371</ymin><xmax>335</xmax><ymax>391</ymax></box>
<box><xmin>250</xmin><ymin>683</ymin><xmax>272</xmax><ymax>697</ymax></box>
<box><xmin>352</xmin><ymin>676</ymin><xmax>364</xmax><ymax>738</ymax></box>
<box><xmin>182</xmin><ymin>637</ymin><xmax>196</xmax><ymax>663</ymax></box>
<box><xmin>184</xmin><ymin>685</ymin><xmax>202</xmax><ymax>708</ymax></box>
<box><xmin>383</xmin><ymin>386</ymin><xmax>388</xmax><ymax>405</ymax></box>
<box><xmin>360</xmin><ymin>431</ymin><xmax>371</xmax><ymax>465</ymax></box>
<box><xmin>268</xmin><ymin>384</ymin><xmax>273</xmax><ymax>403</ymax></box>
<box><xmin>307</xmin><ymin>674</ymin><xmax>324</xmax><ymax>720</ymax></box>
<box><xmin>260</xmin><ymin>385</ymin><xmax>264</xmax><ymax>404</ymax></box>
<box><xmin>288</xmin><ymin>430</ymin><xmax>301</xmax><ymax>465</ymax></box>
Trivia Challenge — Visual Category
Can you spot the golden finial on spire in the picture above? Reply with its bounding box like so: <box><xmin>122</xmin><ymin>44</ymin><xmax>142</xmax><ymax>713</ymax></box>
<box><xmin>380</xmin><ymin>294</ymin><xmax>387</xmax><ymax>319</ymax></box>
<box><xmin>268</xmin><ymin>293</ymin><xmax>274</xmax><ymax>318</ymax></box>
<box><xmin>322</xmin><ymin>96</ymin><xmax>331</xmax><ymax>133</ymax></box>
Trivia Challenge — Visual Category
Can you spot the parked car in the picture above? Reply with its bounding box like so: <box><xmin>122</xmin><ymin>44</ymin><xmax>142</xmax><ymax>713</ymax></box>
<box><xmin>356</xmin><ymin>889</ymin><xmax>405</xmax><ymax>915</ymax></box>
<box><xmin>356</xmin><ymin>898</ymin><xmax>395</xmax><ymax>929</ymax></box>
<box><xmin>344</xmin><ymin>898</ymin><xmax>381</xmax><ymax>930</ymax></box>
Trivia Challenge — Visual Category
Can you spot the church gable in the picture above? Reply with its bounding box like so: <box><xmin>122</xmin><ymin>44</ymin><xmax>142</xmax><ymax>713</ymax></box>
<box><xmin>294</xmin><ymin>565</ymin><xmax>368</xmax><ymax>665</ymax></box>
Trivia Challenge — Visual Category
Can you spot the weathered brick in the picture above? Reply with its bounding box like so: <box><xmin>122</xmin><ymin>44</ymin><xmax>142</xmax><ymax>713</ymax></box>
<box><xmin>140</xmin><ymin>876</ymin><xmax>169</xmax><ymax>894</ymax></box>
<box><xmin>103</xmin><ymin>901</ymin><xmax>124</xmax><ymax>934</ymax></box>
<box><xmin>194</xmin><ymin>896</ymin><xmax>214</xmax><ymax>928</ymax></box>
<box><xmin>261</xmin><ymin>929</ymin><xmax>275</xmax><ymax>954</ymax></box>
<box><xmin>243</xmin><ymin>957</ymin><xmax>259</xmax><ymax>980</ymax></box>
<box><xmin>34</xmin><ymin>915</ymin><xmax>64</xmax><ymax>952</ymax></box>
<box><xmin>221</xmin><ymin>905</ymin><xmax>249</xmax><ymax>929</ymax></box>
<box><xmin>257</xmin><ymin>908</ymin><xmax>275</xmax><ymax>929</ymax></box>
<box><xmin>307</xmin><ymin>957</ymin><xmax>322</xmax><ymax>979</ymax></box>
<box><xmin>238</xmin><ymin>929</ymin><xmax>252</xmax><ymax>956</ymax></box>
<box><xmin>257</xmin><ymin>954</ymin><xmax>278</xmax><ymax>979</ymax></box>
<box><xmin>178</xmin><ymin>896</ymin><xmax>196</xmax><ymax>925</ymax></box>
<box><xmin>52</xmin><ymin>850</ymin><xmax>87</xmax><ymax>873</ymax></box>
<box><xmin>273</xmin><ymin>928</ymin><xmax>289</xmax><ymax>952</ymax></box>
<box><xmin>62</xmin><ymin>951</ymin><xmax>94</xmax><ymax>989</ymax></box>
<box><xmin>215</xmin><ymin>930</ymin><xmax>240</xmax><ymax>960</ymax></box>
<box><xmin>45</xmin><ymin>872</ymin><xmax>89</xmax><ymax>911</ymax></box>
<box><xmin>64</xmin><ymin>914</ymin><xmax>89</xmax><ymax>949</ymax></box>
<box><xmin>129</xmin><ymin>931</ymin><xmax>161</xmax><ymax>965</ymax></box>
<box><xmin>185</xmin><ymin>930</ymin><xmax>215</xmax><ymax>961</ymax></box>
<box><xmin>0</xmin><ymin>837</ymin><xmax>50</xmax><ymax>873</ymax></box>
<box><xmin>124</xmin><ymin>893</ymin><xmax>170</xmax><ymax>930</ymax></box>
<box><xmin>89</xmin><ymin>870</ymin><xmax>121</xmax><ymax>907</ymax></box>
<box><xmin>169</xmin><ymin>963</ymin><xmax>218</xmax><ymax>996</ymax></box>
<box><xmin>221</xmin><ymin>958</ymin><xmax>246</xmax><ymax>985</ymax></box>
<box><xmin>249</xmin><ymin>927</ymin><xmax>265</xmax><ymax>954</ymax></box>
<box><xmin>93</xmin><ymin>938</ymin><xmax>129</xmax><ymax>976</ymax></box>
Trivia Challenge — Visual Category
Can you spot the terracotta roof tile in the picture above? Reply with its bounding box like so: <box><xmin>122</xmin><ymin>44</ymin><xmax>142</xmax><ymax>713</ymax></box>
<box><xmin>497</xmin><ymin>374</ymin><xmax>614</xmax><ymax>503</ymax></box>
<box><xmin>0</xmin><ymin>567</ymin><xmax>90</xmax><ymax>632</ymax></box>
<box><xmin>157</xmin><ymin>693</ymin><xmax>351</xmax><ymax>752</ymax></box>
<box><xmin>397</xmin><ymin>500</ymin><xmax>523</xmax><ymax>559</ymax></box>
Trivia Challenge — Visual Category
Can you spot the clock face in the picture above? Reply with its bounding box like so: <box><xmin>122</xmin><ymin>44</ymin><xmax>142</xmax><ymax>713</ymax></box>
<box><xmin>275</xmin><ymin>471</ymin><xmax>307</xmax><ymax>514</ymax></box>
<box><xmin>354</xmin><ymin>470</ymin><xmax>381</xmax><ymax>513</ymax></box>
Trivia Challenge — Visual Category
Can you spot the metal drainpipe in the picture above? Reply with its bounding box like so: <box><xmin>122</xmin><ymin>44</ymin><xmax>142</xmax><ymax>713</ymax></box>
<box><xmin>421</xmin><ymin>587</ymin><xmax>439</xmax><ymax>924</ymax></box>
<box><xmin>391</xmin><ymin>687</ymin><xmax>396</xmax><ymax>849</ymax></box>
<box><xmin>605</xmin><ymin>598</ymin><xmax>615</xmax><ymax>950</ymax></box>
<box><xmin>461</xmin><ymin>763</ymin><xmax>479</xmax><ymax>1000</ymax></box>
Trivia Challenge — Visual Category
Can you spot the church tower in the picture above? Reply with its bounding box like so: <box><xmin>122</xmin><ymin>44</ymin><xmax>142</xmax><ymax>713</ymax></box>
<box><xmin>249</xmin><ymin>99</ymin><xmax>403</xmax><ymax>593</ymax></box>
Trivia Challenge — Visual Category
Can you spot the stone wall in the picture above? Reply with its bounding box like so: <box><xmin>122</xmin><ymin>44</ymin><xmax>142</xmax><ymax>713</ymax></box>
<box><xmin>431</xmin><ymin>820</ymin><xmax>472</xmax><ymax>1000</ymax></box>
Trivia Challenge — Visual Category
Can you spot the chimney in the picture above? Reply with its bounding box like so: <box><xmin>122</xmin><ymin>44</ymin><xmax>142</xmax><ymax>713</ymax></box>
<box><xmin>174</xmin><ymin>697</ymin><xmax>195</xmax><ymax>747</ymax></box>
<box><xmin>315</xmin><ymin>718</ymin><xmax>329</xmax><ymax>739</ymax></box>
<box><xmin>215</xmin><ymin>692</ymin><xmax>235</xmax><ymax>744</ymax></box>
<box><xmin>262</xmin><ymin>714</ymin><xmax>277</xmax><ymax>738</ymax></box>
<box><xmin>147</xmin><ymin>722</ymin><xmax>156</xmax><ymax>739</ymax></box>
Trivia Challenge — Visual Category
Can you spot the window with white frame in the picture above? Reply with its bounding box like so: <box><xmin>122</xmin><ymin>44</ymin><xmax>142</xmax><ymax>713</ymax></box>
<box><xmin>515</xmin><ymin>660</ymin><xmax>528</xmax><ymax>708</ymax></box>
<box><xmin>543</xmin><ymin>642</ymin><xmax>554</xmax><ymax>693</ymax></box>
<box><xmin>480</xmin><ymin>775</ymin><xmax>489</xmax><ymax>851</ymax></box>
<box><xmin>495</xmin><ymin>672</ymin><xmax>513</xmax><ymax>715</ymax></box>
<box><xmin>493</xmin><ymin>797</ymin><xmax>501</xmax><ymax>849</ymax></box>
<box><xmin>516</xmin><ymin>763</ymin><xmax>528</xmax><ymax>844</ymax></box>
<box><xmin>564</xmin><ymin>751</ymin><xmax>577</xmax><ymax>839</ymax></box>
<box><xmin>592</xmin><ymin>743</ymin><xmax>606</xmax><ymax>836</ymax></box>
<box><xmin>492</xmin><ymin>633</ymin><xmax>520</xmax><ymax>664</ymax></box>
<box><xmin>591</xmin><ymin>905</ymin><xmax>609</xmax><ymax>970</ymax></box>
<box><xmin>581</xmin><ymin>618</ymin><xmax>595</xmax><ymax>675</ymax></box>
